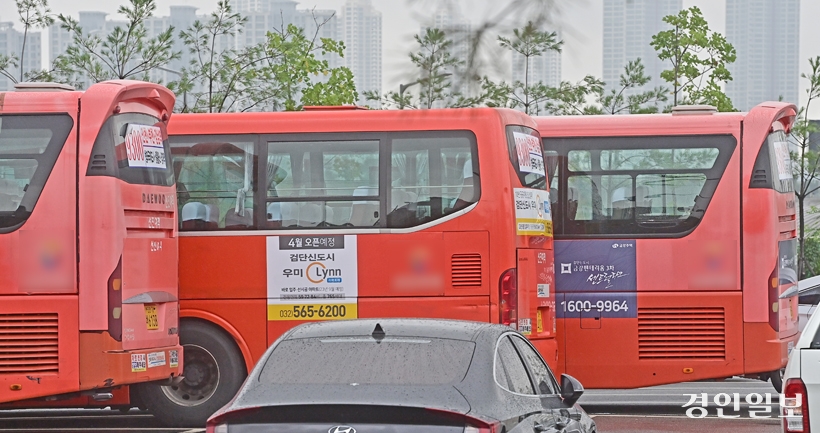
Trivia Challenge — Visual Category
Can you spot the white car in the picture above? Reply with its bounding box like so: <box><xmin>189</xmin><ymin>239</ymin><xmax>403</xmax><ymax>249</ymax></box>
<box><xmin>781</xmin><ymin>275</ymin><xmax>820</xmax><ymax>332</ymax></box>
<box><xmin>782</xmin><ymin>301</ymin><xmax>820</xmax><ymax>433</ymax></box>
<box><xmin>798</xmin><ymin>276</ymin><xmax>820</xmax><ymax>332</ymax></box>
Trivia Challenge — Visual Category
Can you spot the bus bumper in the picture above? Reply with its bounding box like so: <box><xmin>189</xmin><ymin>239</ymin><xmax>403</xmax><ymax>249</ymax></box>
<box><xmin>80</xmin><ymin>332</ymin><xmax>183</xmax><ymax>390</ymax></box>
<box><xmin>743</xmin><ymin>322</ymin><xmax>800</xmax><ymax>375</ymax></box>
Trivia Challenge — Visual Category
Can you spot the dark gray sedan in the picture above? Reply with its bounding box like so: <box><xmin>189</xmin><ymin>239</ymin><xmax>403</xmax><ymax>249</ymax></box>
<box><xmin>206</xmin><ymin>319</ymin><xmax>596</xmax><ymax>433</ymax></box>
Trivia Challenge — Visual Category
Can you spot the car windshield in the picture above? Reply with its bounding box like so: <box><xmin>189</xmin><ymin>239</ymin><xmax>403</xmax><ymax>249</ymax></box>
<box><xmin>800</xmin><ymin>288</ymin><xmax>820</xmax><ymax>306</ymax></box>
<box><xmin>259</xmin><ymin>337</ymin><xmax>475</xmax><ymax>385</ymax></box>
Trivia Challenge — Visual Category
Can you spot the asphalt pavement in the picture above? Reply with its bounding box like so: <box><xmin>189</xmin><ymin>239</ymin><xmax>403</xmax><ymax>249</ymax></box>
<box><xmin>0</xmin><ymin>408</ymin><xmax>202</xmax><ymax>433</ymax></box>
<box><xmin>579</xmin><ymin>377</ymin><xmax>781</xmax><ymax>417</ymax></box>
<box><xmin>595</xmin><ymin>415</ymin><xmax>781</xmax><ymax>433</ymax></box>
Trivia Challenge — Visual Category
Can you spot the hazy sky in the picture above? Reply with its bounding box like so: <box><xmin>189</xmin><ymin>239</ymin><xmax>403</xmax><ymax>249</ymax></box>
<box><xmin>2</xmin><ymin>0</ymin><xmax>819</xmax><ymax>113</ymax></box>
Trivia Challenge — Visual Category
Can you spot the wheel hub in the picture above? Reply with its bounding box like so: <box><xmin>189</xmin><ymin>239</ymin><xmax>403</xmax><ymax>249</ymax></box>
<box><xmin>160</xmin><ymin>344</ymin><xmax>220</xmax><ymax>407</ymax></box>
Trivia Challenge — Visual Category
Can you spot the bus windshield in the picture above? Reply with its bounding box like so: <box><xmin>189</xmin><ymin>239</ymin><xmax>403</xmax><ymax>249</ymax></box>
<box><xmin>0</xmin><ymin>114</ymin><xmax>73</xmax><ymax>230</ymax></box>
<box><xmin>507</xmin><ymin>125</ymin><xmax>546</xmax><ymax>190</ymax></box>
<box><xmin>88</xmin><ymin>113</ymin><xmax>174</xmax><ymax>186</ymax></box>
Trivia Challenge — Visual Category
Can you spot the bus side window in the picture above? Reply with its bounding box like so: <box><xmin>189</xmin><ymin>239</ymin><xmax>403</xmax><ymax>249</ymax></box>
<box><xmin>266</xmin><ymin>140</ymin><xmax>380</xmax><ymax>229</ymax></box>
<box><xmin>350</xmin><ymin>166</ymin><xmax>380</xmax><ymax>226</ymax></box>
<box><xmin>170</xmin><ymin>138</ymin><xmax>257</xmax><ymax>231</ymax></box>
<box><xmin>387</xmin><ymin>133</ymin><xmax>478</xmax><ymax>229</ymax></box>
<box><xmin>547</xmin><ymin>136</ymin><xmax>733</xmax><ymax>237</ymax></box>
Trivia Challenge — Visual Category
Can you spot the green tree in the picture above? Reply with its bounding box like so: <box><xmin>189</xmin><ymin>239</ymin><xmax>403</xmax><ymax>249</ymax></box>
<box><xmin>790</xmin><ymin>56</ymin><xmax>820</xmax><ymax>277</ymax></box>
<box><xmin>256</xmin><ymin>23</ymin><xmax>357</xmax><ymax>111</ymax></box>
<box><xmin>0</xmin><ymin>0</ymin><xmax>54</xmax><ymax>84</ymax></box>
<box><xmin>598</xmin><ymin>58</ymin><xmax>668</xmax><ymax>114</ymax></box>
<box><xmin>365</xmin><ymin>27</ymin><xmax>462</xmax><ymax>109</ymax></box>
<box><xmin>411</xmin><ymin>28</ymin><xmax>462</xmax><ymax>109</ymax></box>
<box><xmin>650</xmin><ymin>6</ymin><xmax>736</xmax><ymax>111</ymax></box>
<box><xmin>175</xmin><ymin>3</ymin><xmax>357</xmax><ymax>113</ymax></box>
<box><xmin>498</xmin><ymin>21</ymin><xmax>562</xmax><ymax>114</ymax></box>
<box><xmin>171</xmin><ymin>0</ymin><xmax>247</xmax><ymax>113</ymax></box>
<box><xmin>53</xmin><ymin>0</ymin><xmax>180</xmax><ymax>85</ymax></box>
<box><xmin>543</xmin><ymin>76</ymin><xmax>605</xmax><ymax>115</ymax></box>
<box><xmin>16</xmin><ymin>0</ymin><xmax>54</xmax><ymax>81</ymax></box>
<box><xmin>363</xmin><ymin>88</ymin><xmax>416</xmax><ymax>110</ymax></box>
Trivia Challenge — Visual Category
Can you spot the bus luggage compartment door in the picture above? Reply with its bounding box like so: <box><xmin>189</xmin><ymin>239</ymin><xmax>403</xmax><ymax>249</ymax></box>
<box><xmin>120</xmin><ymin>210</ymin><xmax>178</xmax><ymax>351</ymax></box>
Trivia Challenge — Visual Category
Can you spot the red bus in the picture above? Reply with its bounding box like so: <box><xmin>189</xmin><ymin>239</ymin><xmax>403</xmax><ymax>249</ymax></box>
<box><xmin>139</xmin><ymin>107</ymin><xmax>557</xmax><ymax>426</ymax></box>
<box><xmin>536</xmin><ymin>102</ymin><xmax>799</xmax><ymax>391</ymax></box>
<box><xmin>0</xmin><ymin>81</ymin><xmax>182</xmax><ymax>407</ymax></box>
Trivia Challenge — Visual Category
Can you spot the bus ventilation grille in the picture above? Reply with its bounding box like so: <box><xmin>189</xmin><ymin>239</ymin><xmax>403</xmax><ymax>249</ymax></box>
<box><xmin>451</xmin><ymin>254</ymin><xmax>482</xmax><ymax>287</ymax></box>
<box><xmin>0</xmin><ymin>313</ymin><xmax>59</xmax><ymax>375</ymax></box>
<box><xmin>637</xmin><ymin>307</ymin><xmax>725</xmax><ymax>359</ymax></box>
<box><xmin>751</xmin><ymin>168</ymin><xmax>768</xmax><ymax>188</ymax></box>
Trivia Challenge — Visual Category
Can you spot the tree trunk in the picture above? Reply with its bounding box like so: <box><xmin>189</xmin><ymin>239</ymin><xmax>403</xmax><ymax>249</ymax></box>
<box><xmin>20</xmin><ymin>27</ymin><xmax>28</xmax><ymax>82</ymax></box>
<box><xmin>799</xmin><ymin>194</ymin><xmax>806</xmax><ymax>278</ymax></box>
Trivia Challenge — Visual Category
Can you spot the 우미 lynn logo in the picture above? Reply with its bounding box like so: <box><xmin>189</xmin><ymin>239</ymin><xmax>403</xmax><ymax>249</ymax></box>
<box><xmin>328</xmin><ymin>426</ymin><xmax>356</xmax><ymax>433</ymax></box>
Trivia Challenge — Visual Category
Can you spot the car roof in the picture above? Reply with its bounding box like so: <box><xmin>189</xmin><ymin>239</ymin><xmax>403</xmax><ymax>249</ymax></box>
<box><xmin>779</xmin><ymin>276</ymin><xmax>820</xmax><ymax>300</ymax></box>
<box><xmin>799</xmin><ymin>275</ymin><xmax>820</xmax><ymax>292</ymax></box>
<box><xmin>283</xmin><ymin>318</ymin><xmax>505</xmax><ymax>342</ymax></box>
<box><xmin>219</xmin><ymin>319</ymin><xmax>516</xmax><ymax>416</ymax></box>
<box><xmin>797</xmin><ymin>306</ymin><xmax>820</xmax><ymax>349</ymax></box>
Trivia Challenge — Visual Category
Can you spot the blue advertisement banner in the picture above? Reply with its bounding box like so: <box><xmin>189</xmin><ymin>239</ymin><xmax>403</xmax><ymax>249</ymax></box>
<box><xmin>555</xmin><ymin>240</ymin><xmax>637</xmax><ymax>293</ymax></box>
<box><xmin>556</xmin><ymin>292</ymin><xmax>638</xmax><ymax>319</ymax></box>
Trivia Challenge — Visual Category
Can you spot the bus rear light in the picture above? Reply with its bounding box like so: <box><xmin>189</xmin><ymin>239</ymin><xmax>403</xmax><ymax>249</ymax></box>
<box><xmin>769</xmin><ymin>265</ymin><xmax>780</xmax><ymax>332</ymax></box>
<box><xmin>783</xmin><ymin>378</ymin><xmax>810</xmax><ymax>432</ymax></box>
<box><xmin>107</xmin><ymin>258</ymin><xmax>123</xmax><ymax>342</ymax></box>
<box><xmin>499</xmin><ymin>268</ymin><xmax>517</xmax><ymax>329</ymax></box>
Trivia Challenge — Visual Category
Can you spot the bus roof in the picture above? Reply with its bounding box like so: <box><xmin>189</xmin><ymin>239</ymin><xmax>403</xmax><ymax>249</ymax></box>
<box><xmin>534</xmin><ymin>101</ymin><xmax>796</xmax><ymax>137</ymax></box>
<box><xmin>168</xmin><ymin>107</ymin><xmax>537</xmax><ymax>135</ymax></box>
<box><xmin>0</xmin><ymin>80</ymin><xmax>175</xmax><ymax>115</ymax></box>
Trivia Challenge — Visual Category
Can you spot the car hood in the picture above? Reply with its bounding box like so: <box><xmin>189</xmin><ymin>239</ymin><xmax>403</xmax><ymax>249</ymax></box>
<box><xmin>227</xmin><ymin>383</ymin><xmax>472</xmax><ymax>414</ymax></box>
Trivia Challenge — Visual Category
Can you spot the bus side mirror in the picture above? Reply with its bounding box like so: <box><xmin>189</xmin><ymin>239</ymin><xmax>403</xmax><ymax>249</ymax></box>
<box><xmin>560</xmin><ymin>374</ymin><xmax>584</xmax><ymax>407</ymax></box>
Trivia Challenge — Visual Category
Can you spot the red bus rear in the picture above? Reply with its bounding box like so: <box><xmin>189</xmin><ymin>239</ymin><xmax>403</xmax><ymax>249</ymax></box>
<box><xmin>0</xmin><ymin>81</ymin><xmax>182</xmax><ymax>406</ymax></box>
<box><xmin>140</xmin><ymin>108</ymin><xmax>557</xmax><ymax>426</ymax></box>
<box><xmin>537</xmin><ymin>102</ymin><xmax>798</xmax><ymax>390</ymax></box>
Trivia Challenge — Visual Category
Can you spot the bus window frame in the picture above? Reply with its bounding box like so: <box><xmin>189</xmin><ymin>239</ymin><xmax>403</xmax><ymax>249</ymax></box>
<box><xmin>87</xmin><ymin>112</ymin><xmax>174</xmax><ymax>187</ymax></box>
<box><xmin>749</xmin><ymin>125</ymin><xmax>794</xmax><ymax>193</ymax></box>
<box><xmin>544</xmin><ymin>133</ymin><xmax>737</xmax><ymax>239</ymax></box>
<box><xmin>0</xmin><ymin>113</ymin><xmax>74</xmax><ymax>234</ymax></box>
<box><xmin>171</xmin><ymin>134</ymin><xmax>260</xmax><ymax>231</ymax></box>
<box><xmin>259</xmin><ymin>130</ymin><xmax>480</xmax><ymax>231</ymax></box>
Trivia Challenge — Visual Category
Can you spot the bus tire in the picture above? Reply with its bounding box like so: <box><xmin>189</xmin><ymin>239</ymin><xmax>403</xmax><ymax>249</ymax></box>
<box><xmin>770</xmin><ymin>368</ymin><xmax>784</xmax><ymax>393</ymax></box>
<box><xmin>134</xmin><ymin>320</ymin><xmax>247</xmax><ymax>427</ymax></box>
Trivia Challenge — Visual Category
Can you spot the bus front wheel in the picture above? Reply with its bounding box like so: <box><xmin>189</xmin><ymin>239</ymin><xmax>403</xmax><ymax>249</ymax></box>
<box><xmin>134</xmin><ymin>320</ymin><xmax>247</xmax><ymax>427</ymax></box>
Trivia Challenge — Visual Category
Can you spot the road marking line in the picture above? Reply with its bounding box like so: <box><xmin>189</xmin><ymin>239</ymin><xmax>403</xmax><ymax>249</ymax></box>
<box><xmin>181</xmin><ymin>429</ymin><xmax>206</xmax><ymax>433</ymax></box>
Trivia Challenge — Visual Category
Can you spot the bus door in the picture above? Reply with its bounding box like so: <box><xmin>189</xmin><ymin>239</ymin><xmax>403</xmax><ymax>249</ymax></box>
<box><xmin>0</xmin><ymin>92</ymin><xmax>79</xmax><ymax>402</ymax></box>
<box><xmin>507</xmin><ymin>126</ymin><xmax>558</xmax><ymax>371</ymax></box>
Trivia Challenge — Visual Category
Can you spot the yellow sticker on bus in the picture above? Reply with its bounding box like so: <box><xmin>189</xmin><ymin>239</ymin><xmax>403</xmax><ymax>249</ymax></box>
<box><xmin>267</xmin><ymin>302</ymin><xmax>358</xmax><ymax>321</ymax></box>
<box><xmin>144</xmin><ymin>304</ymin><xmax>159</xmax><ymax>330</ymax></box>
